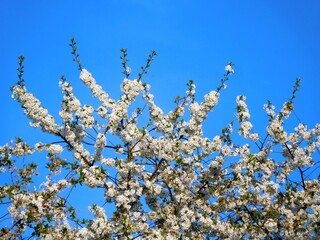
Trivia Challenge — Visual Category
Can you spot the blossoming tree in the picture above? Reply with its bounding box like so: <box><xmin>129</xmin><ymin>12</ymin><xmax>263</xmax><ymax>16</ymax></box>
<box><xmin>1</xmin><ymin>39</ymin><xmax>320</xmax><ymax>239</ymax></box>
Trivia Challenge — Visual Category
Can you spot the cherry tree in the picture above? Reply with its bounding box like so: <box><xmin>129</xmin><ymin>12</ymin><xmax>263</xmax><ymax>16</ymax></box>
<box><xmin>1</xmin><ymin>39</ymin><xmax>320</xmax><ymax>239</ymax></box>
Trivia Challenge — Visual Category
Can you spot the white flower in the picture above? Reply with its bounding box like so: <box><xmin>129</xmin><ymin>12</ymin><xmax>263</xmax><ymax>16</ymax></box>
<box><xmin>47</xmin><ymin>144</ymin><xmax>63</xmax><ymax>154</ymax></box>
<box><xmin>102</xmin><ymin>158</ymin><xmax>115</xmax><ymax>167</ymax></box>
<box><xmin>116</xmin><ymin>195</ymin><xmax>129</xmax><ymax>206</ymax></box>
<box><xmin>249</xmin><ymin>133</ymin><xmax>259</xmax><ymax>141</ymax></box>
<box><xmin>225</xmin><ymin>64</ymin><xmax>234</xmax><ymax>74</ymax></box>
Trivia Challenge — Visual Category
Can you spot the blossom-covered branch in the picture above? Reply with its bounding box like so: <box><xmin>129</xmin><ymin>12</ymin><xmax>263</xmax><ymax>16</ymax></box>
<box><xmin>0</xmin><ymin>41</ymin><xmax>319</xmax><ymax>239</ymax></box>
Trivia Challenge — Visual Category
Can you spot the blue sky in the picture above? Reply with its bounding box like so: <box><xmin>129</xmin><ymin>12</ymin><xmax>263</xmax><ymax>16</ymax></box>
<box><xmin>1</xmin><ymin>0</ymin><xmax>320</xmax><ymax>224</ymax></box>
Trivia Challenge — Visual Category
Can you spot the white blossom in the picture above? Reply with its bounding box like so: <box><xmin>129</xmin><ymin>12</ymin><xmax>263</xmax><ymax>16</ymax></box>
<box><xmin>4</xmin><ymin>56</ymin><xmax>319</xmax><ymax>240</ymax></box>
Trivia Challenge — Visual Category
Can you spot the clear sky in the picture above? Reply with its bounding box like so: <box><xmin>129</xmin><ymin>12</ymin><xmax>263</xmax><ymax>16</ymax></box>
<box><xmin>1</xmin><ymin>0</ymin><xmax>320</xmax><ymax>223</ymax></box>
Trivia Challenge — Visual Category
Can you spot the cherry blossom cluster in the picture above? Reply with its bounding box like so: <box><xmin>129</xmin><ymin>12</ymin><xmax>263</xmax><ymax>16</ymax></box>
<box><xmin>0</xmin><ymin>48</ymin><xmax>319</xmax><ymax>239</ymax></box>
